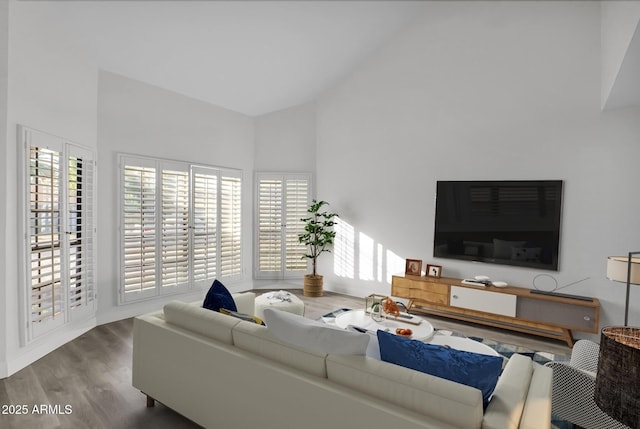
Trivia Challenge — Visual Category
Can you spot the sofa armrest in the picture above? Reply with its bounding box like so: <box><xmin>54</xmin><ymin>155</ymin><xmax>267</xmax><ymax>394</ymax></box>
<box><xmin>482</xmin><ymin>353</ymin><xmax>533</xmax><ymax>429</ymax></box>
<box><xmin>519</xmin><ymin>363</ymin><xmax>552</xmax><ymax>429</ymax></box>
<box><xmin>233</xmin><ymin>292</ymin><xmax>256</xmax><ymax>315</ymax></box>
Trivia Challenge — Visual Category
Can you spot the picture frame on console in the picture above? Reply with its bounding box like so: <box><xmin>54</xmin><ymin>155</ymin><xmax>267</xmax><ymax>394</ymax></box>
<box><xmin>426</xmin><ymin>264</ymin><xmax>442</xmax><ymax>278</ymax></box>
<box><xmin>405</xmin><ymin>259</ymin><xmax>422</xmax><ymax>276</ymax></box>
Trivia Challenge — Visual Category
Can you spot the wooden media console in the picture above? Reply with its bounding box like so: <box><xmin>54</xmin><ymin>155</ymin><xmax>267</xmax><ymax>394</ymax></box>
<box><xmin>391</xmin><ymin>274</ymin><xmax>600</xmax><ymax>346</ymax></box>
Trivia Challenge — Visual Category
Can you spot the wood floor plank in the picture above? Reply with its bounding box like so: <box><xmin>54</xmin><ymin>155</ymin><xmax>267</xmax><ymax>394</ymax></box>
<box><xmin>2</xmin><ymin>366</ymin><xmax>61</xmax><ymax>429</ymax></box>
<box><xmin>0</xmin><ymin>288</ymin><xmax>571</xmax><ymax>428</ymax></box>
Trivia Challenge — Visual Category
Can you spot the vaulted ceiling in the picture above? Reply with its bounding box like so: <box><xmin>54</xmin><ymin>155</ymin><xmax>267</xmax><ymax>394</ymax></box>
<box><xmin>18</xmin><ymin>1</ymin><xmax>640</xmax><ymax>116</ymax></box>
<box><xmin>30</xmin><ymin>1</ymin><xmax>428</xmax><ymax>116</ymax></box>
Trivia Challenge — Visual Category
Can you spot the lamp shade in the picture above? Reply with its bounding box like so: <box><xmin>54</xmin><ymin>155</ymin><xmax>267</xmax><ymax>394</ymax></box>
<box><xmin>594</xmin><ymin>326</ymin><xmax>640</xmax><ymax>428</ymax></box>
<box><xmin>607</xmin><ymin>256</ymin><xmax>640</xmax><ymax>284</ymax></box>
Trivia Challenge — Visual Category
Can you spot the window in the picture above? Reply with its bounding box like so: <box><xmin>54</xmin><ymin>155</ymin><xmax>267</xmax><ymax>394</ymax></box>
<box><xmin>20</xmin><ymin>126</ymin><xmax>96</xmax><ymax>342</ymax></box>
<box><xmin>255</xmin><ymin>173</ymin><xmax>310</xmax><ymax>279</ymax></box>
<box><xmin>120</xmin><ymin>155</ymin><xmax>242</xmax><ymax>303</ymax></box>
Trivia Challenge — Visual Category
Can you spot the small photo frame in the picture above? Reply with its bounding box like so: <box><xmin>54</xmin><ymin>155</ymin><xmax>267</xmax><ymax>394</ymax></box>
<box><xmin>405</xmin><ymin>259</ymin><xmax>422</xmax><ymax>276</ymax></box>
<box><xmin>426</xmin><ymin>264</ymin><xmax>442</xmax><ymax>278</ymax></box>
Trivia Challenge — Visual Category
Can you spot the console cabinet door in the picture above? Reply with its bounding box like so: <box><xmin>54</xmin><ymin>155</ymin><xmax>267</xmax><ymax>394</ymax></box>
<box><xmin>450</xmin><ymin>286</ymin><xmax>517</xmax><ymax>317</ymax></box>
<box><xmin>517</xmin><ymin>297</ymin><xmax>598</xmax><ymax>332</ymax></box>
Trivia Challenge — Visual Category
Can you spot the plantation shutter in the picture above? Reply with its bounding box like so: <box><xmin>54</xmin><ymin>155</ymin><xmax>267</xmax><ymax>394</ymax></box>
<box><xmin>220</xmin><ymin>173</ymin><xmax>242</xmax><ymax>279</ymax></box>
<box><xmin>161</xmin><ymin>165</ymin><xmax>190</xmax><ymax>292</ymax></box>
<box><xmin>67</xmin><ymin>145</ymin><xmax>96</xmax><ymax>320</ymax></box>
<box><xmin>257</xmin><ymin>178</ymin><xmax>282</xmax><ymax>273</ymax></box>
<box><xmin>22</xmin><ymin>126</ymin><xmax>97</xmax><ymax>341</ymax></box>
<box><xmin>285</xmin><ymin>179</ymin><xmax>309</xmax><ymax>272</ymax></box>
<box><xmin>29</xmin><ymin>142</ymin><xmax>64</xmax><ymax>335</ymax></box>
<box><xmin>119</xmin><ymin>156</ymin><xmax>243</xmax><ymax>303</ymax></box>
<box><xmin>192</xmin><ymin>167</ymin><xmax>218</xmax><ymax>288</ymax></box>
<box><xmin>122</xmin><ymin>158</ymin><xmax>157</xmax><ymax>300</ymax></box>
<box><xmin>255</xmin><ymin>173</ymin><xmax>310</xmax><ymax>279</ymax></box>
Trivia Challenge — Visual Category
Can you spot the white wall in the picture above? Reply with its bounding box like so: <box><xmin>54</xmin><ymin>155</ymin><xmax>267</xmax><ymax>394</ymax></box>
<box><xmin>252</xmin><ymin>102</ymin><xmax>317</xmax><ymax>289</ymax></box>
<box><xmin>96</xmin><ymin>71</ymin><xmax>255</xmax><ymax>324</ymax></box>
<box><xmin>316</xmin><ymin>1</ymin><xmax>640</xmax><ymax>337</ymax></box>
<box><xmin>601</xmin><ymin>1</ymin><xmax>640</xmax><ymax>109</ymax></box>
<box><xmin>2</xmin><ymin>0</ymin><xmax>99</xmax><ymax>377</ymax></box>
<box><xmin>254</xmin><ymin>101</ymin><xmax>316</xmax><ymax>173</ymax></box>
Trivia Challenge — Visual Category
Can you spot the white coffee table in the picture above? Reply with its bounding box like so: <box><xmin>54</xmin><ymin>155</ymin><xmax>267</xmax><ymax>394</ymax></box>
<box><xmin>427</xmin><ymin>335</ymin><xmax>501</xmax><ymax>357</ymax></box>
<box><xmin>334</xmin><ymin>309</ymin><xmax>435</xmax><ymax>341</ymax></box>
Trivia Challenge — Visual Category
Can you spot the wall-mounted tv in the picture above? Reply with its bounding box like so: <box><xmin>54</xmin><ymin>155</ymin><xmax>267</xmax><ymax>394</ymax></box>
<box><xmin>433</xmin><ymin>180</ymin><xmax>563</xmax><ymax>271</ymax></box>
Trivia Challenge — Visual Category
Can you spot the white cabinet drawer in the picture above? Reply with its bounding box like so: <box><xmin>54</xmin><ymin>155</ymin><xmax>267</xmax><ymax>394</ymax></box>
<box><xmin>450</xmin><ymin>286</ymin><xmax>517</xmax><ymax>317</ymax></box>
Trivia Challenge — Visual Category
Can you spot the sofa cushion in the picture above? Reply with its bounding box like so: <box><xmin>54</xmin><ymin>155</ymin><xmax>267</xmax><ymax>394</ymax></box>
<box><xmin>203</xmin><ymin>279</ymin><xmax>237</xmax><ymax>312</ymax></box>
<box><xmin>377</xmin><ymin>330</ymin><xmax>503</xmax><ymax>408</ymax></box>
<box><xmin>164</xmin><ymin>301</ymin><xmax>240</xmax><ymax>344</ymax></box>
<box><xmin>326</xmin><ymin>354</ymin><xmax>484</xmax><ymax>429</ymax></box>
<box><xmin>263</xmin><ymin>308</ymin><xmax>369</xmax><ymax>355</ymax></box>
<box><xmin>232</xmin><ymin>321</ymin><xmax>328</xmax><ymax>378</ymax></box>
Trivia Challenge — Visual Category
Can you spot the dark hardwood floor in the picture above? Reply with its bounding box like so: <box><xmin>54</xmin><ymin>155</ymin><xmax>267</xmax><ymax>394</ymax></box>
<box><xmin>0</xmin><ymin>317</ymin><xmax>198</xmax><ymax>429</ymax></box>
<box><xmin>0</xmin><ymin>289</ymin><xmax>572</xmax><ymax>429</ymax></box>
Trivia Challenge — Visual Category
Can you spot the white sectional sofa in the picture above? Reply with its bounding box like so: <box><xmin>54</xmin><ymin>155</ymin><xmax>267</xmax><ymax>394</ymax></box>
<box><xmin>132</xmin><ymin>292</ymin><xmax>552</xmax><ymax>429</ymax></box>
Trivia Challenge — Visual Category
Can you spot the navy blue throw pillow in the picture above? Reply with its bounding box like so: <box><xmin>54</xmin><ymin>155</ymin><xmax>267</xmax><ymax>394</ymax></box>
<box><xmin>203</xmin><ymin>279</ymin><xmax>237</xmax><ymax>312</ymax></box>
<box><xmin>377</xmin><ymin>330</ymin><xmax>503</xmax><ymax>408</ymax></box>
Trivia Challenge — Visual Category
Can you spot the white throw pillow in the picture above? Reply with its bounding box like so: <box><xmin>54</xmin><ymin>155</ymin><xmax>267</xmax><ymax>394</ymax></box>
<box><xmin>346</xmin><ymin>325</ymin><xmax>381</xmax><ymax>360</ymax></box>
<box><xmin>263</xmin><ymin>308</ymin><xmax>370</xmax><ymax>355</ymax></box>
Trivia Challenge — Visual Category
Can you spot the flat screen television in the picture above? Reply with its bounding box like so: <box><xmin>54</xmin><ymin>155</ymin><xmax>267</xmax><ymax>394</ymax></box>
<box><xmin>433</xmin><ymin>180</ymin><xmax>563</xmax><ymax>271</ymax></box>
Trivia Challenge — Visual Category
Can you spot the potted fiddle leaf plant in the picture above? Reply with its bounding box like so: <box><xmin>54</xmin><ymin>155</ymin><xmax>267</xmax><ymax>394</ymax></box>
<box><xmin>298</xmin><ymin>199</ymin><xmax>338</xmax><ymax>297</ymax></box>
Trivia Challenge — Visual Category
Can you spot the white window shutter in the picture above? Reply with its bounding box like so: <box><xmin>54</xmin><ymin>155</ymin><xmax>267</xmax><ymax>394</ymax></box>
<box><xmin>192</xmin><ymin>168</ymin><xmax>218</xmax><ymax>288</ymax></box>
<box><xmin>67</xmin><ymin>144</ymin><xmax>96</xmax><ymax>320</ymax></box>
<box><xmin>284</xmin><ymin>178</ymin><xmax>309</xmax><ymax>272</ymax></box>
<box><xmin>121</xmin><ymin>159</ymin><xmax>157</xmax><ymax>300</ymax></box>
<box><xmin>161</xmin><ymin>166</ymin><xmax>190</xmax><ymax>292</ymax></box>
<box><xmin>28</xmin><ymin>143</ymin><xmax>65</xmax><ymax>335</ymax></box>
<box><xmin>220</xmin><ymin>173</ymin><xmax>242</xmax><ymax>279</ymax></box>
<box><xmin>257</xmin><ymin>178</ymin><xmax>282</xmax><ymax>273</ymax></box>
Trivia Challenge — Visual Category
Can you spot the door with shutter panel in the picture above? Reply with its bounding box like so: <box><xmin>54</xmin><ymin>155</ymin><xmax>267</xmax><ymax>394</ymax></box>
<box><xmin>22</xmin><ymin>126</ymin><xmax>96</xmax><ymax>341</ymax></box>
<box><xmin>255</xmin><ymin>173</ymin><xmax>311</xmax><ymax>279</ymax></box>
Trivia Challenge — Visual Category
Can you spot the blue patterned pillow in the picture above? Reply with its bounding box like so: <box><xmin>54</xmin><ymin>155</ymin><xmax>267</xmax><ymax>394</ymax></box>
<box><xmin>377</xmin><ymin>330</ymin><xmax>502</xmax><ymax>408</ymax></box>
<box><xmin>203</xmin><ymin>279</ymin><xmax>237</xmax><ymax>312</ymax></box>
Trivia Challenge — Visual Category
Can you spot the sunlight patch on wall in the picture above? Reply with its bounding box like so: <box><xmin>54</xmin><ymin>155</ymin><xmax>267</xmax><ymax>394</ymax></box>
<box><xmin>358</xmin><ymin>232</ymin><xmax>375</xmax><ymax>281</ymax></box>
<box><xmin>386</xmin><ymin>250</ymin><xmax>405</xmax><ymax>284</ymax></box>
<box><xmin>334</xmin><ymin>218</ymin><xmax>355</xmax><ymax>279</ymax></box>
<box><xmin>377</xmin><ymin>243</ymin><xmax>384</xmax><ymax>282</ymax></box>
<box><xmin>333</xmin><ymin>218</ymin><xmax>404</xmax><ymax>286</ymax></box>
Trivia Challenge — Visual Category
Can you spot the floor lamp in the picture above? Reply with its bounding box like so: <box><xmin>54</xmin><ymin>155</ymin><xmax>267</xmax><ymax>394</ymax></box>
<box><xmin>606</xmin><ymin>252</ymin><xmax>640</xmax><ymax>326</ymax></box>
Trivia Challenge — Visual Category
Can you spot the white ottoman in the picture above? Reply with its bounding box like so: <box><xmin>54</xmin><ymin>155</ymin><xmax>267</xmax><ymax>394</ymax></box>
<box><xmin>254</xmin><ymin>290</ymin><xmax>305</xmax><ymax>320</ymax></box>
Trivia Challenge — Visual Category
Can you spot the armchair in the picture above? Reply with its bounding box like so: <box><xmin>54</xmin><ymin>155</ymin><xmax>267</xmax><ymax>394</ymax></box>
<box><xmin>544</xmin><ymin>340</ymin><xmax>631</xmax><ymax>429</ymax></box>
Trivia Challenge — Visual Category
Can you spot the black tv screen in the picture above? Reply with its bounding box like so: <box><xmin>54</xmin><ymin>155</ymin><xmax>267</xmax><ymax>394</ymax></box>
<box><xmin>433</xmin><ymin>180</ymin><xmax>563</xmax><ymax>271</ymax></box>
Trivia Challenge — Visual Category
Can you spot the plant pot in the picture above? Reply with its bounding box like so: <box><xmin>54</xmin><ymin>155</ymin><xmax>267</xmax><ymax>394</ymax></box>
<box><xmin>303</xmin><ymin>274</ymin><xmax>324</xmax><ymax>297</ymax></box>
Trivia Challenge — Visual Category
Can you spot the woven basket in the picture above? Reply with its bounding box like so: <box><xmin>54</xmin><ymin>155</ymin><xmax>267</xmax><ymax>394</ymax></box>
<box><xmin>303</xmin><ymin>275</ymin><xmax>323</xmax><ymax>297</ymax></box>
